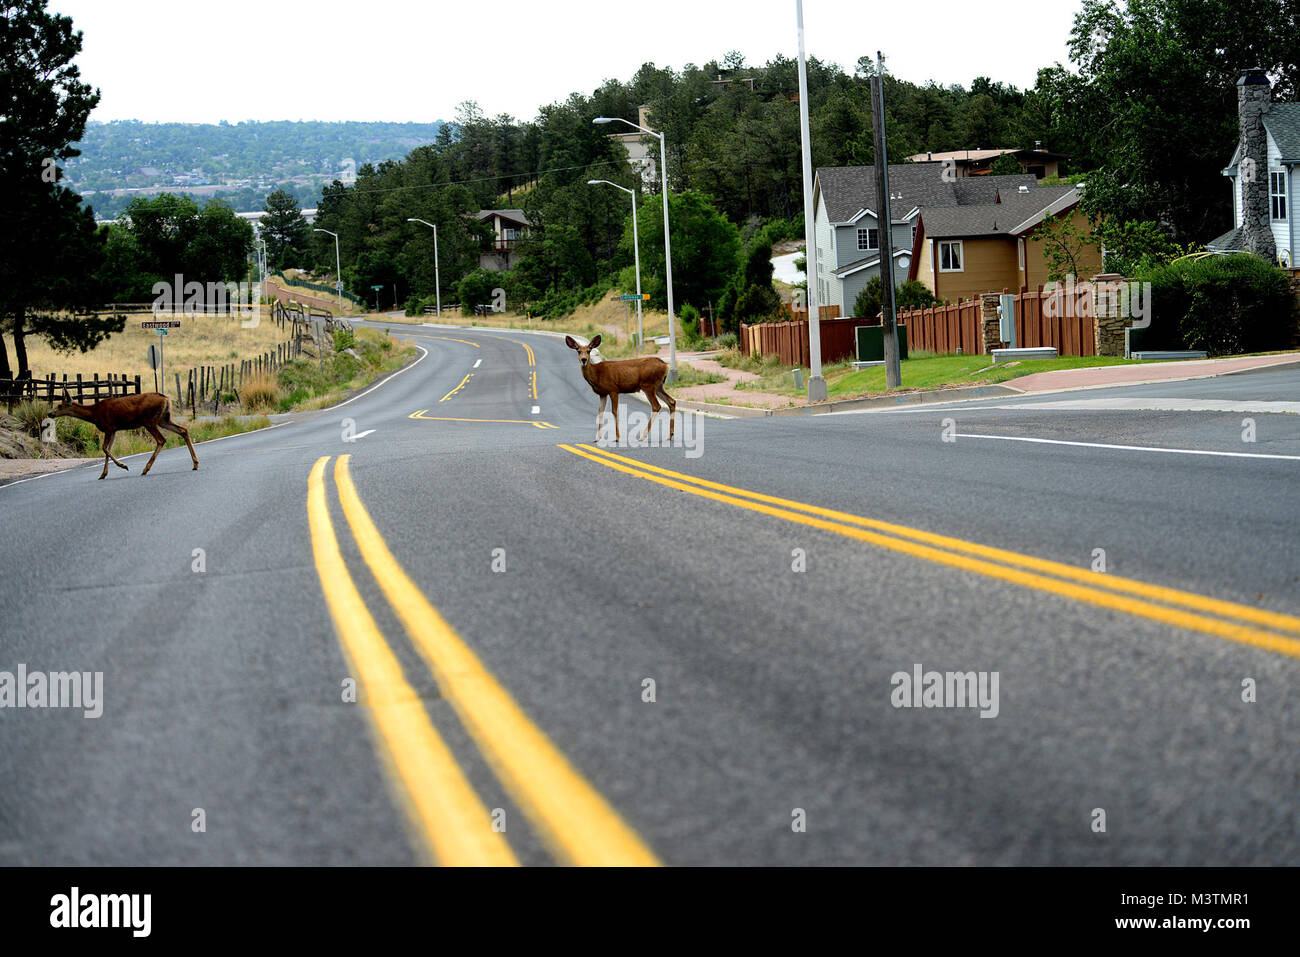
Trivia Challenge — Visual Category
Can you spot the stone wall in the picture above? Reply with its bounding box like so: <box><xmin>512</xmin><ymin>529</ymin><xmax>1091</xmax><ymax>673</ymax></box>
<box><xmin>980</xmin><ymin>294</ymin><xmax>1002</xmax><ymax>354</ymax></box>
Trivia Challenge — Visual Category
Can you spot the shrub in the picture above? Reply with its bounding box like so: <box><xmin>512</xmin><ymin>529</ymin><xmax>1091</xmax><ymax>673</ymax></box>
<box><xmin>714</xmin><ymin>332</ymin><xmax>738</xmax><ymax>350</ymax></box>
<box><xmin>1135</xmin><ymin>254</ymin><xmax>1297</xmax><ymax>356</ymax></box>
<box><xmin>734</xmin><ymin>283</ymin><xmax>783</xmax><ymax>323</ymax></box>
<box><xmin>854</xmin><ymin>276</ymin><xmax>882</xmax><ymax>319</ymax></box>
<box><xmin>13</xmin><ymin>400</ymin><xmax>50</xmax><ymax>437</ymax></box>
<box><xmin>897</xmin><ymin>280</ymin><xmax>939</xmax><ymax>312</ymax></box>
<box><xmin>457</xmin><ymin>269</ymin><xmax>499</xmax><ymax>315</ymax></box>
<box><xmin>241</xmin><ymin>373</ymin><xmax>279</xmax><ymax>411</ymax></box>
<box><xmin>333</xmin><ymin>329</ymin><xmax>357</xmax><ymax>352</ymax></box>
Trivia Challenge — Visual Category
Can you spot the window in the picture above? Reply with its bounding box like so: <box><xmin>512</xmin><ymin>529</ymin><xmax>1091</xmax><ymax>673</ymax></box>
<box><xmin>1271</xmin><ymin>170</ymin><xmax>1288</xmax><ymax>221</ymax></box>
<box><xmin>939</xmin><ymin>240</ymin><xmax>964</xmax><ymax>272</ymax></box>
<box><xmin>857</xmin><ymin>227</ymin><xmax>878</xmax><ymax>250</ymax></box>
<box><xmin>1018</xmin><ymin>238</ymin><xmax>1024</xmax><ymax>271</ymax></box>
<box><xmin>911</xmin><ymin>226</ymin><xmax>917</xmax><ymax>248</ymax></box>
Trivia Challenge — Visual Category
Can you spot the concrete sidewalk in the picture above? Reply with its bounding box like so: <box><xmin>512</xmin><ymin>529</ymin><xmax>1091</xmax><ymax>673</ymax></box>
<box><xmin>1004</xmin><ymin>352</ymin><xmax>1300</xmax><ymax>394</ymax></box>
<box><xmin>665</xmin><ymin>350</ymin><xmax>1300</xmax><ymax>418</ymax></box>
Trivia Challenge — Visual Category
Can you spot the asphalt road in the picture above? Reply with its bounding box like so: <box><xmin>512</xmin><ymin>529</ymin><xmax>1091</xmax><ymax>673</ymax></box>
<box><xmin>1</xmin><ymin>323</ymin><xmax>1297</xmax><ymax>866</ymax></box>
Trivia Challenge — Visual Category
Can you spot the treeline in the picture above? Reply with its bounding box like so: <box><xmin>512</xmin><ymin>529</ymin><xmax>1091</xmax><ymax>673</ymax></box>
<box><xmin>298</xmin><ymin>0</ymin><xmax>1298</xmax><ymax>326</ymax></box>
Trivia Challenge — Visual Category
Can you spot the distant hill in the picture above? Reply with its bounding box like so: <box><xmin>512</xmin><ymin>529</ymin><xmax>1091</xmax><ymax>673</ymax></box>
<box><xmin>65</xmin><ymin>119</ymin><xmax>446</xmax><ymax>219</ymax></box>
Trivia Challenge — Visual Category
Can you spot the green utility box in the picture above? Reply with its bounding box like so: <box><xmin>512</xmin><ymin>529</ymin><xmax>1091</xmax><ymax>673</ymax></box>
<box><xmin>855</xmin><ymin>324</ymin><xmax>908</xmax><ymax>362</ymax></box>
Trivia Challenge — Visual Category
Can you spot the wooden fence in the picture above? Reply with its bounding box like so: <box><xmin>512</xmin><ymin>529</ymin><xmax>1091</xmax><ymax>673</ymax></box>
<box><xmin>2</xmin><ymin>373</ymin><xmax>141</xmax><ymax>412</ymax></box>
<box><xmin>742</xmin><ymin>287</ymin><xmax>1105</xmax><ymax>365</ymax></box>
<box><xmin>900</xmin><ymin>287</ymin><xmax>1097</xmax><ymax>356</ymax></box>
<box><xmin>739</xmin><ymin>315</ymin><xmax>860</xmax><ymax>367</ymax></box>
<box><xmin>4</xmin><ymin>301</ymin><xmax>350</xmax><ymax>416</ymax></box>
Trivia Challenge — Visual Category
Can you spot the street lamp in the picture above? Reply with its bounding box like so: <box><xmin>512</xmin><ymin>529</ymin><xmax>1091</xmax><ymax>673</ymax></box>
<box><xmin>796</xmin><ymin>0</ymin><xmax>827</xmax><ymax>401</ymax></box>
<box><xmin>406</xmin><ymin>218</ymin><xmax>441</xmax><ymax>319</ymax></box>
<box><xmin>593</xmin><ymin>115</ymin><xmax>677</xmax><ymax>381</ymax></box>
<box><xmin>588</xmin><ymin>180</ymin><xmax>643</xmax><ymax>353</ymax></box>
<box><xmin>313</xmin><ymin>227</ymin><xmax>343</xmax><ymax>310</ymax></box>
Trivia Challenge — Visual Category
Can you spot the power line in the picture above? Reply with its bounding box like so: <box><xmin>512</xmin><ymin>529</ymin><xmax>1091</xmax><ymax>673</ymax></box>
<box><xmin>344</xmin><ymin>160</ymin><xmax>627</xmax><ymax>196</ymax></box>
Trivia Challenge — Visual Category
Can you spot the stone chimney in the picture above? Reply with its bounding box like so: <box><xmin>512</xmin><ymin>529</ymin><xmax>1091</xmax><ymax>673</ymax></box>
<box><xmin>1237</xmin><ymin>68</ymin><xmax>1275</xmax><ymax>260</ymax></box>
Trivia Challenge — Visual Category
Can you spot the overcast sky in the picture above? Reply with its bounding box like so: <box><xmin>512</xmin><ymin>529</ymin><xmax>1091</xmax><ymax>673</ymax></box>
<box><xmin>54</xmin><ymin>0</ymin><xmax>1081</xmax><ymax>124</ymax></box>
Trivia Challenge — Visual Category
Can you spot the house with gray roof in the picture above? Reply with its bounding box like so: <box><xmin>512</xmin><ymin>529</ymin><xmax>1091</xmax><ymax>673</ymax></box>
<box><xmin>476</xmin><ymin>208</ymin><xmax>530</xmax><ymax>272</ymax></box>
<box><xmin>811</xmin><ymin>164</ymin><xmax>1038</xmax><ymax>315</ymax></box>
<box><xmin>908</xmin><ymin>184</ymin><xmax>1100</xmax><ymax>303</ymax></box>
<box><xmin>1207</xmin><ymin>68</ymin><xmax>1297</xmax><ymax>266</ymax></box>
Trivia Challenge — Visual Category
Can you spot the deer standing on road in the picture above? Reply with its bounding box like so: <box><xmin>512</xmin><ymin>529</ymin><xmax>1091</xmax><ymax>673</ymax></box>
<box><xmin>565</xmin><ymin>334</ymin><xmax>676</xmax><ymax>444</ymax></box>
<box><xmin>50</xmin><ymin>390</ymin><xmax>199</xmax><ymax>480</ymax></box>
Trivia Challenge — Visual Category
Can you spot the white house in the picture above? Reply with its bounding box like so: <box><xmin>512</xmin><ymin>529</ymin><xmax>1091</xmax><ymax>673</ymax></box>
<box><xmin>1207</xmin><ymin>68</ymin><xmax>1298</xmax><ymax>267</ymax></box>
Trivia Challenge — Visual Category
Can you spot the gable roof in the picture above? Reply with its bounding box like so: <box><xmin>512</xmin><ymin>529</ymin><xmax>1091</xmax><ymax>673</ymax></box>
<box><xmin>831</xmin><ymin>249</ymin><xmax>912</xmax><ymax>278</ymax></box>
<box><xmin>906</xmin><ymin>147</ymin><xmax>1071</xmax><ymax>164</ymax></box>
<box><xmin>919</xmin><ymin>186</ymin><xmax>1078</xmax><ymax>239</ymax></box>
<box><xmin>1265</xmin><ymin>103</ymin><xmax>1300</xmax><ymax>161</ymax></box>
<box><xmin>1222</xmin><ymin>101</ymin><xmax>1300</xmax><ymax>170</ymax></box>
<box><xmin>815</xmin><ymin>165</ymin><xmax>1038</xmax><ymax>223</ymax></box>
<box><xmin>477</xmin><ymin>208</ymin><xmax>529</xmax><ymax>226</ymax></box>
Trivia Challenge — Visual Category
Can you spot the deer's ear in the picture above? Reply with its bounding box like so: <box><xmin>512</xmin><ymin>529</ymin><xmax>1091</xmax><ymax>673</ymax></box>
<box><xmin>564</xmin><ymin>335</ymin><xmax>578</xmax><ymax>349</ymax></box>
<box><xmin>61</xmin><ymin>389</ymin><xmax>71</xmax><ymax>403</ymax></box>
<box><xmin>589</xmin><ymin>334</ymin><xmax>602</xmax><ymax>349</ymax></box>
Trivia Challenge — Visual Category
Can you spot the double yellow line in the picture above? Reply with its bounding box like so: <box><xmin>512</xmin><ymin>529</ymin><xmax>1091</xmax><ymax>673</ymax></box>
<box><xmin>307</xmin><ymin>455</ymin><xmax>658</xmax><ymax>866</ymax></box>
<box><xmin>558</xmin><ymin>444</ymin><xmax>1300</xmax><ymax>660</ymax></box>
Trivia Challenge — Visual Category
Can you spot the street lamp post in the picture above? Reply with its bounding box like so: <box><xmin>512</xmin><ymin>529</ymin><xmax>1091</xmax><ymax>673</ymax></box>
<box><xmin>406</xmin><ymin>218</ymin><xmax>441</xmax><ymax>319</ymax></box>
<box><xmin>588</xmin><ymin>180</ymin><xmax>643</xmax><ymax>353</ymax></box>
<box><xmin>796</xmin><ymin>0</ymin><xmax>828</xmax><ymax>402</ymax></box>
<box><xmin>594</xmin><ymin>116</ymin><xmax>676</xmax><ymax>381</ymax></box>
<box><xmin>313</xmin><ymin>227</ymin><xmax>343</xmax><ymax>311</ymax></box>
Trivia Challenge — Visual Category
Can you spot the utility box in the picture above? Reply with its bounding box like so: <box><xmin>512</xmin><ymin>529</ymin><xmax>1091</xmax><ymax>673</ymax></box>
<box><xmin>855</xmin><ymin>324</ymin><xmax>908</xmax><ymax>362</ymax></box>
<box><xmin>998</xmin><ymin>294</ymin><xmax>1016</xmax><ymax>347</ymax></box>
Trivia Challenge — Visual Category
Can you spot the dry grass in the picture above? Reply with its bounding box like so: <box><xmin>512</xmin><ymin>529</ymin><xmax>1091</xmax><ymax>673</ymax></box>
<box><xmin>3</xmin><ymin>310</ymin><xmax>294</xmax><ymax>387</ymax></box>
<box><xmin>240</xmin><ymin>372</ymin><xmax>279</xmax><ymax>411</ymax></box>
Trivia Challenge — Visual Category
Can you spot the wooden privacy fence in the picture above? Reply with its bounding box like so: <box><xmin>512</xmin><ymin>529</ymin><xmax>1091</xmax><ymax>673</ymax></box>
<box><xmin>900</xmin><ymin>300</ymin><xmax>983</xmax><ymax>355</ymax></box>
<box><xmin>901</xmin><ymin>287</ymin><xmax>1098</xmax><ymax>356</ymax></box>
<box><xmin>2</xmin><ymin>373</ymin><xmax>141</xmax><ymax>412</ymax></box>
<box><xmin>739</xmin><ymin>315</ymin><xmax>859</xmax><ymax>367</ymax></box>
<box><xmin>743</xmin><ymin>286</ymin><xmax>1105</xmax><ymax>364</ymax></box>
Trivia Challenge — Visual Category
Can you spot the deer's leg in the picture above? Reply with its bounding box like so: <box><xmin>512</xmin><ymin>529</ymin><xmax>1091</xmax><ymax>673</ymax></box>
<box><xmin>610</xmin><ymin>392</ymin><xmax>621</xmax><ymax>445</ymax></box>
<box><xmin>99</xmin><ymin>430</ymin><xmax>127</xmax><ymax>479</ymax></box>
<box><xmin>657</xmin><ymin>383</ymin><xmax>677</xmax><ymax>440</ymax></box>
<box><xmin>160</xmin><ymin>417</ymin><xmax>199</xmax><ymax>470</ymax></box>
<box><xmin>140</xmin><ymin>424</ymin><xmax>166</xmax><ymax>476</ymax></box>
<box><xmin>595</xmin><ymin>393</ymin><xmax>607</xmax><ymax>442</ymax></box>
<box><xmin>641</xmin><ymin>387</ymin><xmax>660</xmax><ymax>441</ymax></box>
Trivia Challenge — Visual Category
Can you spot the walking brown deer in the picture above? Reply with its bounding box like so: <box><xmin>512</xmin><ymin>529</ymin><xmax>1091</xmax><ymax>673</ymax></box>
<box><xmin>565</xmin><ymin>334</ymin><xmax>676</xmax><ymax>444</ymax></box>
<box><xmin>49</xmin><ymin>390</ymin><xmax>199</xmax><ymax>480</ymax></box>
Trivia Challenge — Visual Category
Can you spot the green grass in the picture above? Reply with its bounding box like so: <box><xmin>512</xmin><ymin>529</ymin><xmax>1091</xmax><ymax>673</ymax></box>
<box><xmin>736</xmin><ymin>350</ymin><xmax>1141</xmax><ymax>399</ymax></box>
<box><xmin>671</xmin><ymin>362</ymin><xmax>726</xmax><ymax>387</ymax></box>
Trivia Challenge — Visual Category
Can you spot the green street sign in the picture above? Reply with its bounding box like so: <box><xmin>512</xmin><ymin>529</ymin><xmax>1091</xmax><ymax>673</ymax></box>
<box><xmin>620</xmin><ymin>294</ymin><xmax>649</xmax><ymax>302</ymax></box>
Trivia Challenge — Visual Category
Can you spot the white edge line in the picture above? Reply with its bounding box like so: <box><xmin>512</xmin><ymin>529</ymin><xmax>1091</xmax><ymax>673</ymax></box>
<box><xmin>326</xmin><ymin>344</ymin><xmax>428</xmax><ymax>411</ymax></box>
<box><xmin>956</xmin><ymin>432</ymin><xmax>1300</xmax><ymax>461</ymax></box>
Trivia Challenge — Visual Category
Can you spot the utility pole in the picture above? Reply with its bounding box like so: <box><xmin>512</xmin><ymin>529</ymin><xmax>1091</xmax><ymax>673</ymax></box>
<box><xmin>870</xmin><ymin>50</ymin><xmax>902</xmax><ymax>389</ymax></box>
<box><xmin>796</xmin><ymin>0</ymin><xmax>827</xmax><ymax>401</ymax></box>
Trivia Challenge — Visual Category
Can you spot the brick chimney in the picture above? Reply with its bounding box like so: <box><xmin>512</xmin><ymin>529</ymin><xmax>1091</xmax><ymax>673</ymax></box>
<box><xmin>1237</xmin><ymin>68</ymin><xmax>1276</xmax><ymax>259</ymax></box>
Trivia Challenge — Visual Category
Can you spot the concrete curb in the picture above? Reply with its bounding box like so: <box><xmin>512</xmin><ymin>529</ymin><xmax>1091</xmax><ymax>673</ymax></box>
<box><xmin>770</xmin><ymin>383</ymin><xmax>1023</xmax><ymax>416</ymax></box>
